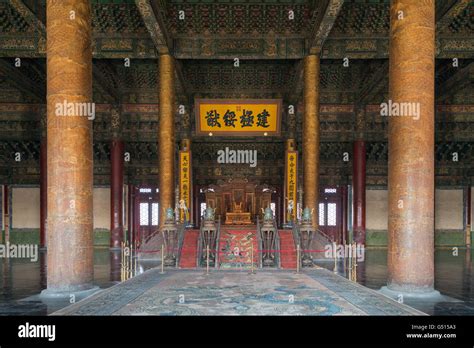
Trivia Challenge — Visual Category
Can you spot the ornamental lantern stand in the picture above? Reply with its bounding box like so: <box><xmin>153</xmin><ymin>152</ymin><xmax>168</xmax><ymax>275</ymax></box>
<box><xmin>161</xmin><ymin>207</ymin><xmax>178</xmax><ymax>267</ymax></box>
<box><xmin>201</xmin><ymin>207</ymin><xmax>217</xmax><ymax>266</ymax></box>
<box><xmin>260</xmin><ymin>207</ymin><xmax>276</xmax><ymax>267</ymax></box>
<box><xmin>299</xmin><ymin>207</ymin><xmax>315</xmax><ymax>267</ymax></box>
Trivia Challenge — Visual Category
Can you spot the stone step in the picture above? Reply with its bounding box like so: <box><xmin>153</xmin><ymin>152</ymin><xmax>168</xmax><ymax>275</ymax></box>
<box><xmin>278</xmin><ymin>230</ymin><xmax>297</xmax><ymax>269</ymax></box>
<box><xmin>179</xmin><ymin>230</ymin><xmax>200</xmax><ymax>269</ymax></box>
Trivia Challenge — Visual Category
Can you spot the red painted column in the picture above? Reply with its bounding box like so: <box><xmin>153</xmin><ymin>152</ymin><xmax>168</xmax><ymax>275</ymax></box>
<box><xmin>277</xmin><ymin>185</ymin><xmax>283</xmax><ymax>228</ymax></box>
<box><xmin>193</xmin><ymin>184</ymin><xmax>200</xmax><ymax>227</ymax></box>
<box><xmin>109</xmin><ymin>250</ymin><xmax>121</xmax><ymax>282</ymax></box>
<box><xmin>110</xmin><ymin>139</ymin><xmax>124</xmax><ymax>249</ymax></box>
<box><xmin>133</xmin><ymin>187</ymin><xmax>140</xmax><ymax>246</ymax></box>
<box><xmin>40</xmin><ymin>139</ymin><xmax>47</xmax><ymax>249</ymax></box>
<box><xmin>353</xmin><ymin>140</ymin><xmax>366</xmax><ymax>244</ymax></box>
<box><xmin>3</xmin><ymin>185</ymin><xmax>7</xmax><ymax>214</ymax></box>
<box><xmin>127</xmin><ymin>184</ymin><xmax>133</xmax><ymax>245</ymax></box>
<box><xmin>341</xmin><ymin>185</ymin><xmax>348</xmax><ymax>245</ymax></box>
<box><xmin>40</xmin><ymin>251</ymin><xmax>47</xmax><ymax>289</ymax></box>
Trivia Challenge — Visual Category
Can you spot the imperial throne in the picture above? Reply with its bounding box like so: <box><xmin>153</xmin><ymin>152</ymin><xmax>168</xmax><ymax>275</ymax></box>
<box><xmin>225</xmin><ymin>201</ymin><xmax>252</xmax><ymax>225</ymax></box>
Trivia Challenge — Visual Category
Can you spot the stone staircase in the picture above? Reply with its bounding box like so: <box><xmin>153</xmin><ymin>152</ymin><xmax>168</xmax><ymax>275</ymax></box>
<box><xmin>278</xmin><ymin>230</ymin><xmax>297</xmax><ymax>269</ymax></box>
<box><xmin>179</xmin><ymin>229</ymin><xmax>200</xmax><ymax>269</ymax></box>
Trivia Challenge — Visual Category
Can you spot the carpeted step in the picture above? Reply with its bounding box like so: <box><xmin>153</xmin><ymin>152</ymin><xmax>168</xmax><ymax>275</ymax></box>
<box><xmin>179</xmin><ymin>230</ymin><xmax>200</xmax><ymax>269</ymax></box>
<box><xmin>279</xmin><ymin>230</ymin><xmax>297</xmax><ymax>269</ymax></box>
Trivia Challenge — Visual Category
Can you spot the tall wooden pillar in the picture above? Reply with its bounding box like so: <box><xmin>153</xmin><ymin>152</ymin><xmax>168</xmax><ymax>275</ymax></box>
<box><xmin>277</xmin><ymin>185</ymin><xmax>283</xmax><ymax>228</ymax></box>
<box><xmin>110</xmin><ymin>140</ymin><xmax>124</xmax><ymax>249</ymax></box>
<box><xmin>341</xmin><ymin>185</ymin><xmax>348</xmax><ymax>245</ymax></box>
<box><xmin>303</xmin><ymin>55</ymin><xmax>320</xmax><ymax>228</ymax></box>
<box><xmin>110</xmin><ymin>107</ymin><xmax>124</xmax><ymax>249</ymax></box>
<box><xmin>352</xmin><ymin>141</ymin><xmax>366</xmax><ymax>243</ymax></box>
<box><xmin>386</xmin><ymin>0</ymin><xmax>435</xmax><ymax>294</ymax></box>
<box><xmin>133</xmin><ymin>186</ymin><xmax>140</xmax><ymax>244</ymax></box>
<box><xmin>158</xmin><ymin>54</ymin><xmax>175</xmax><ymax>226</ymax></box>
<box><xmin>353</xmin><ymin>105</ymin><xmax>366</xmax><ymax>244</ymax></box>
<box><xmin>43</xmin><ymin>0</ymin><xmax>94</xmax><ymax>296</ymax></box>
<box><xmin>127</xmin><ymin>184</ymin><xmax>134</xmax><ymax>245</ymax></box>
<box><xmin>193</xmin><ymin>184</ymin><xmax>200</xmax><ymax>227</ymax></box>
<box><xmin>40</xmin><ymin>252</ymin><xmax>47</xmax><ymax>289</ymax></box>
<box><xmin>109</xmin><ymin>250</ymin><xmax>121</xmax><ymax>282</ymax></box>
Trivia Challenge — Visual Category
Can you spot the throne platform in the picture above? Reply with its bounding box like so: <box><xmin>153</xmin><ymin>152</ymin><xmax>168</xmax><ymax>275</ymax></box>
<box><xmin>225</xmin><ymin>202</ymin><xmax>252</xmax><ymax>225</ymax></box>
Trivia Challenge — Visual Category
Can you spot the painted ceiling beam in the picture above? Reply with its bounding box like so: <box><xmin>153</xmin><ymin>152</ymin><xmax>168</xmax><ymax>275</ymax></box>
<box><xmin>9</xmin><ymin>0</ymin><xmax>123</xmax><ymax>104</ymax></box>
<box><xmin>0</xmin><ymin>58</ymin><xmax>45</xmax><ymax>101</ymax></box>
<box><xmin>436</xmin><ymin>0</ymin><xmax>471</xmax><ymax>35</ymax></box>
<box><xmin>285</xmin><ymin>60</ymin><xmax>304</xmax><ymax>103</ymax></box>
<box><xmin>437</xmin><ymin>62</ymin><xmax>473</xmax><ymax>102</ymax></box>
<box><xmin>135</xmin><ymin>0</ymin><xmax>170</xmax><ymax>54</ymax></box>
<box><xmin>286</xmin><ymin>0</ymin><xmax>344</xmax><ymax>102</ymax></box>
<box><xmin>92</xmin><ymin>61</ymin><xmax>122</xmax><ymax>104</ymax></box>
<box><xmin>9</xmin><ymin>0</ymin><xmax>46</xmax><ymax>54</ymax></box>
<box><xmin>135</xmin><ymin>0</ymin><xmax>189</xmax><ymax>99</ymax></box>
<box><xmin>308</xmin><ymin>0</ymin><xmax>344</xmax><ymax>55</ymax></box>
<box><xmin>357</xmin><ymin>61</ymin><xmax>389</xmax><ymax>104</ymax></box>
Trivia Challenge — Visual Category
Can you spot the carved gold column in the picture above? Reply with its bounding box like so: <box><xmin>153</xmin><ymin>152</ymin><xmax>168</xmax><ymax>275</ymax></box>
<box><xmin>303</xmin><ymin>55</ymin><xmax>320</xmax><ymax>228</ymax></box>
<box><xmin>386</xmin><ymin>0</ymin><xmax>436</xmax><ymax>295</ymax></box>
<box><xmin>43</xmin><ymin>0</ymin><xmax>94</xmax><ymax>296</ymax></box>
<box><xmin>158</xmin><ymin>54</ymin><xmax>175</xmax><ymax>226</ymax></box>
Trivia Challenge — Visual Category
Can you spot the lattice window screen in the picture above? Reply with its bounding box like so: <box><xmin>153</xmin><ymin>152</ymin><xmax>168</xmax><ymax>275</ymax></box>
<box><xmin>140</xmin><ymin>203</ymin><xmax>149</xmax><ymax>226</ymax></box>
<box><xmin>319</xmin><ymin>203</ymin><xmax>325</xmax><ymax>226</ymax></box>
<box><xmin>151</xmin><ymin>203</ymin><xmax>159</xmax><ymax>226</ymax></box>
<box><xmin>327</xmin><ymin>203</ymin><xmax>337</xmax><ymax>226</ymax></box>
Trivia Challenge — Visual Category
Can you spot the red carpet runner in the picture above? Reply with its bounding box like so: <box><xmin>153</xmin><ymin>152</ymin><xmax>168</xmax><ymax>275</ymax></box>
<box><xmin>218</xmin><ymin>227</ymin><xmax>258</xmax><ymax>269</ymax></box>
<box><xmin>179</xmin><ymin>229</ymin><xmax>200</xmax><ymax>269</ymax></box>
<box><xmin>279</xmin><ymin>230</ymin><xmax>297</xmax><ymax>269</ymax></box>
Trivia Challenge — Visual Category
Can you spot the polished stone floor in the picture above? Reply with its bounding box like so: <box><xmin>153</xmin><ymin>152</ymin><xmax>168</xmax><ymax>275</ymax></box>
<box><xmin>0</xmin><ymin>248</ymin><xmax>472</xmax><ymax>315</ymax></box>
<box><xmin>316</xmin><ymin>248</ymin><xmax>474</xmax><ymax>315</ymax></box>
